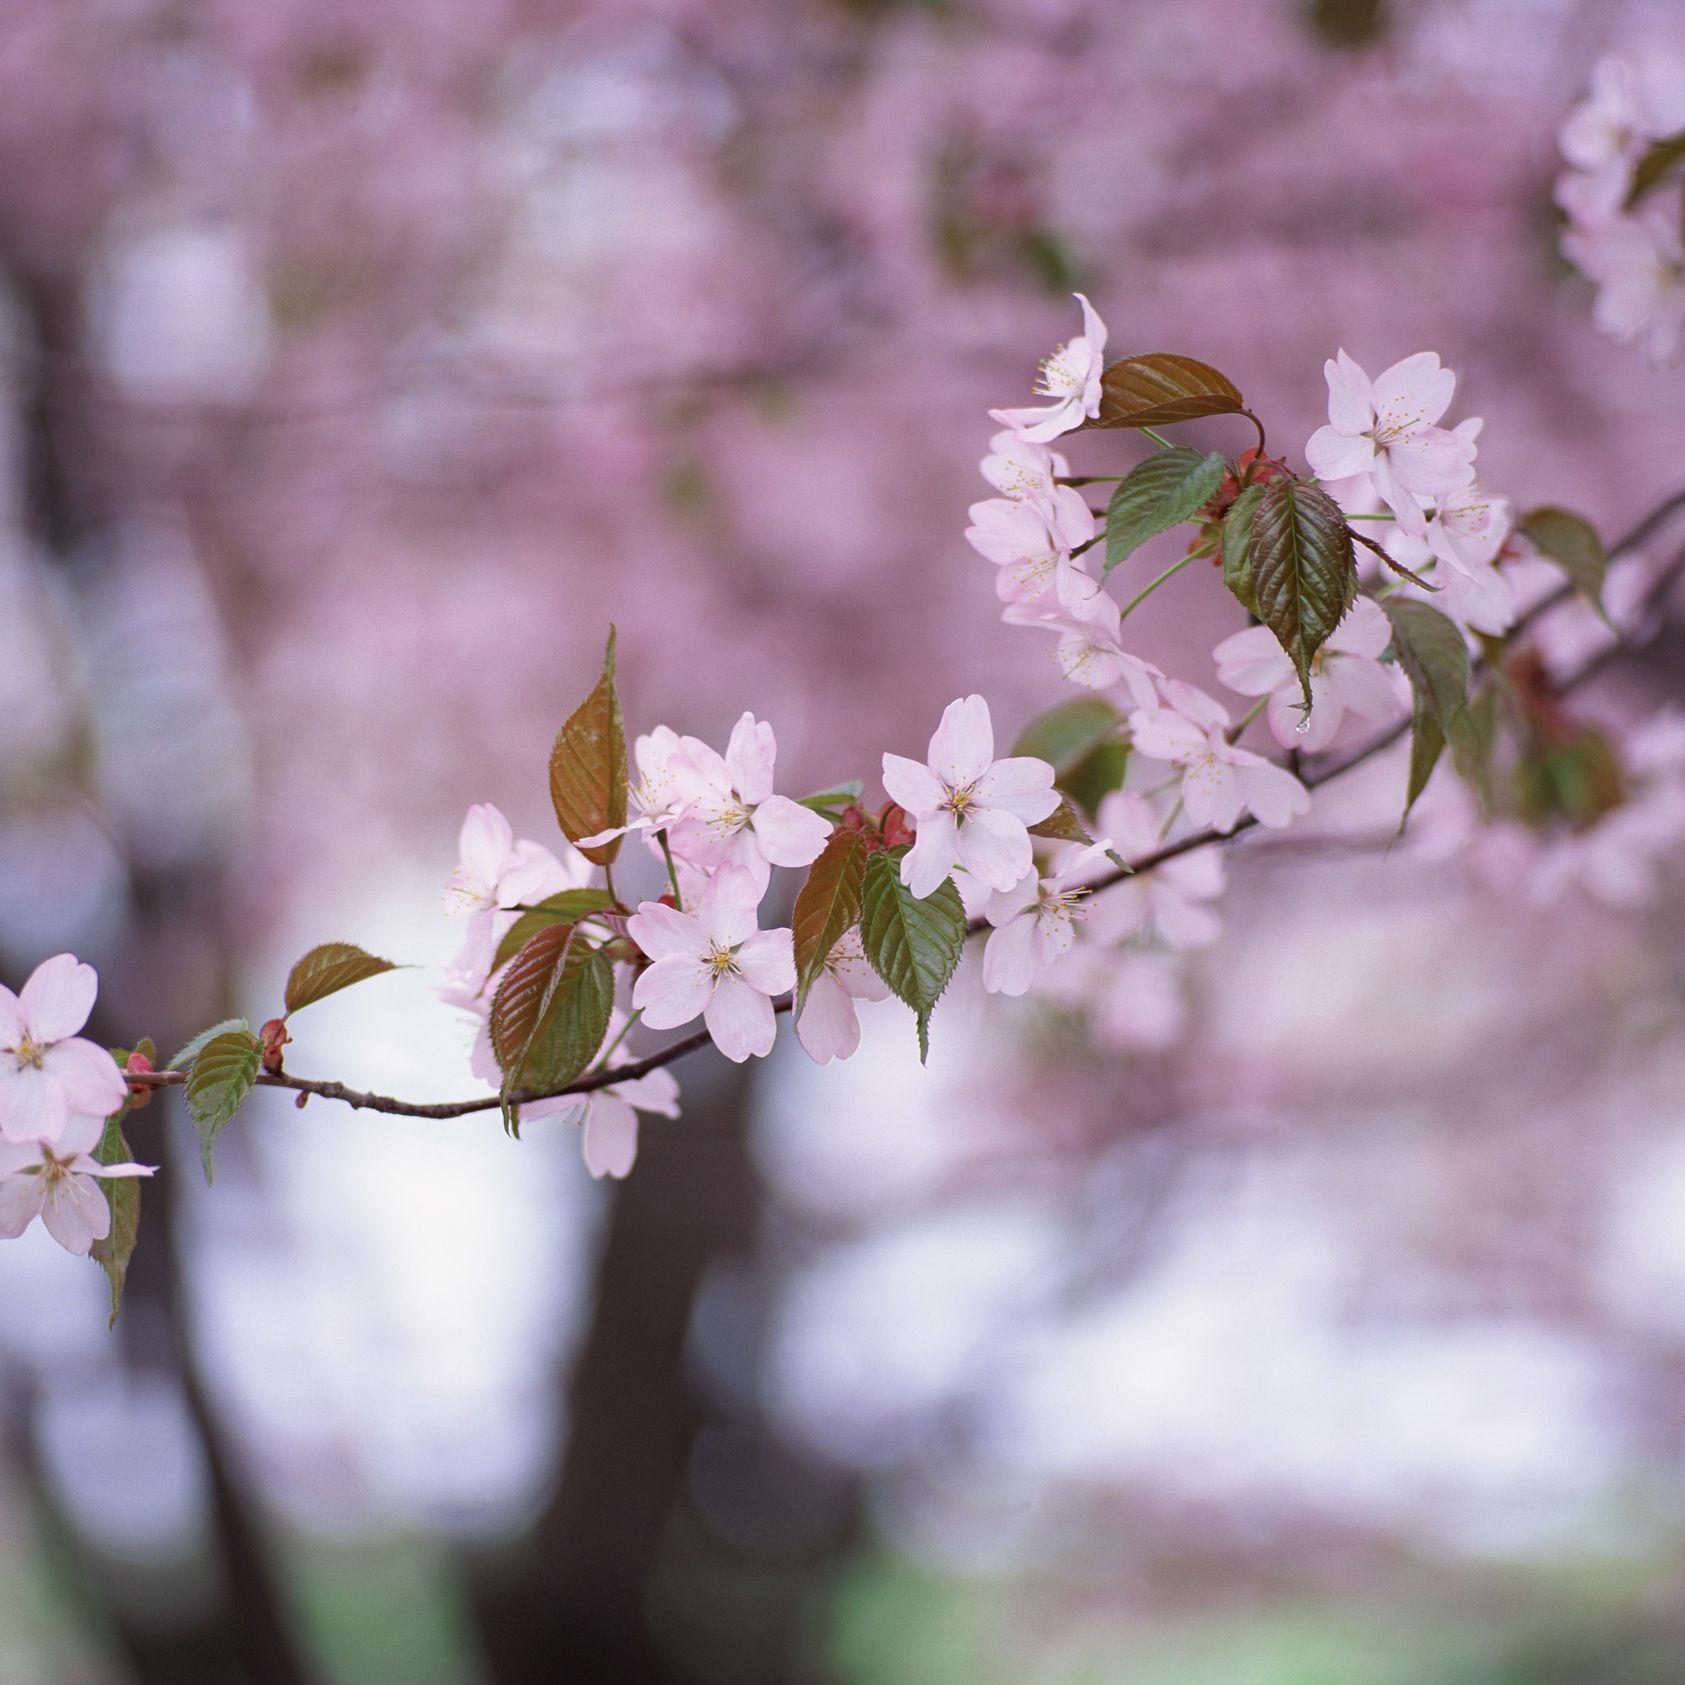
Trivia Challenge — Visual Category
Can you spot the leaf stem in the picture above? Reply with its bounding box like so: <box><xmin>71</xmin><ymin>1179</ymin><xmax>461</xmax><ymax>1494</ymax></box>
<box><xmin>657</xmin><ymin>829</ymin><xmax>685</xmax><ymax>911</ymax></box>
<box><xmin>1118</xmin><ymin>550</ymin><xmax>1201</xmax><ymax>621</ymax></box>
<box><xmin>1058</xmin><ymin>475</ymin><xmax>1122</xmax><ymax>487</ymax></box>
<box><xmin>1140</xmin><ymin>426</ymin><xmax>1175</xmax><ymax>450</ymax></box>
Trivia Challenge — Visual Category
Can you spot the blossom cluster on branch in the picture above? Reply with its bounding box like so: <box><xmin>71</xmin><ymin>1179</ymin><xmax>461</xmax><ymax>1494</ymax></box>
<box><xmin>7</xmin><ymin>65</ymin><xmax>1685</xmax><ymax>1332</ymax></box>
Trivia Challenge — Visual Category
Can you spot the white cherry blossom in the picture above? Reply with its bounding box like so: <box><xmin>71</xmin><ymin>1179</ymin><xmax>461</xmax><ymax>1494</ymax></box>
<box><xmin>979</xmin><ymin>430</ymin><xmax>1069</xmax><ymax>509</ymax></box>
<box><xmin>627</xmin><ymin>867</ymin><xmax>795</xmax><ymax>1063</ymax></box>
<box><xmin>965</xmin><ymin>486</ymin><xmax>1100</xmax><ymax>614</ymax></box>
<box><xmin>881</xmin><ymin>695</ymin><xmax>1060</xmax><ymax>899</ymax></box>
<box><xmin>1213</xmin><ymin>595</ymin><xmax>1404</xmax><ymax>752</ymax></box>
<box><xmin>0</xmin><ymin>1110</ymin><xmax>154</xmax><ymax>1257</ymax></box>
<box><xmin>1304</xmin><ymin>350</ymin><xmax>1476</xmax><ymax>535</ymax></box>
<box><xmin>0</xmin><ymin>955</ymin><xmax>129</xmax><ymax>1146</ymax></box>
<box><xmin>795</xmin><ymin>928</ymin><xmax>890</xmax><ymax>1065</ymax></box>
<box><xmin>1001</xmin><ymin>592</ymin><xmax>1162</xmax><ymax>713</ymax></box>
<box><xmin>981</xmin><ymin>840</ymin><xmax>1112</xmax><ymax>997</ymax></box>
<box><xmin>1128</xmin><ymin>681</ymin><xmax>1310</xmax><ymax>835</ymax></box>
<box><xmin>1084</xmin><ymin>792</ymin><xmax>1227</xmax><ymax>949</ymax></box>
<box><xmin>989</xmin><ymin>293</ymin><xmax>1108</xmax><ymax>443</ymax></box>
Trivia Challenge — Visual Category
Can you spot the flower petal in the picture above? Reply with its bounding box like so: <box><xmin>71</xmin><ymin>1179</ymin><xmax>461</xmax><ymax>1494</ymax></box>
<box><xmin>954</xmin><ymin>808</ymin><xmax>1033</xmax><ymax>892</ymax></box>
<box><xmin>724</xmin><ymin>713</ymin><xmax>777</xmax><ymax>807</ymax></box>
<box><xmin>631</xmin><ymin>957</ymin><xmax>712</xmax><ymax>1030</ymax></box>
<box><xmin>0</xmin><ymin>986</ymin><xmax>24</xmax><ymax>1051</ymax></box>
<box><xmin>626</xmin><ymin>901</ymin><xmax>706</xmax><ymax>963</ymax></box>
<box><xmin>0</xmin><ymin>1174</ymin><xmax>46</xmax><ymax>1240</ymax></box>
<box><xmin>19</xmin><ymin>954</ymin><xmax>98</xmax><ymax>1044</ymax></box>
<box><xmin>795</xmin><ymin>972</ymin><xmax>862</xmax><ymax>1064</ymax></box>
<box><xmin>43</xmin><ymin>1037</ymin><xmax>129</xmax><ymax>1120</ymax></box>
<box><xmin>881</xmin><ymin>754</ymin><xmax>944</xmax><ymax>816</ymax></box>
<box><xmin>974</xmin><ymin>757</ymin><xmax>1059</xmax><ymax>823</ymax></box>
<box><xmin>734</xmin><ymin>928</ymin><xmax>795</xmax><ymax>997</ymax></box>
<box><xmin>1325</xmin><ymin>350</ymin><xmax>1375</xmax><ymax>435</ymax></box>
<box><xmin>1305</xmin><ymin>426</ymin><xmax>1375</xmax><ymax>482</ymax></box>
<box><xmin>0</xmin><ymin>1065</ymin><xmax>66</xmax><ymax>1145</ymax></box>
<box><xmin>703</xmin><ymin>976</ymin><xmax>777</xmax><ymax>1062</ymax></box>
<box><xmin>699</xmin><ymin>866</ymin><xmax>763</xmax><ymax>949</ymax></box>
<box><xmin>582</xmin><ymin>1096</ymin><xmax>640</xmax><ymax>1180</ymax></box>
<box><xmin>928</xmin><ymin>695</ymin><xmax>994</xmax><ymax>788</ymax></box>
<box><xmin>981</xmin><ymin>914</ymin><xmax>1039</xmax><ymax>997</ymax></box>
<box><xmin>750</xmin><ymin>795</ymin><xmax>831</xmax><ymax>869</ymax></box>
<box><xmin>41</xmin><ymin>1173</ymin><xmax>109</xmax><ymax>1255</ymax></box>
<box><xmin>1372</xmin><ymin>351</ymin><xmax>1454</xmax><ymax>430</ymax></box>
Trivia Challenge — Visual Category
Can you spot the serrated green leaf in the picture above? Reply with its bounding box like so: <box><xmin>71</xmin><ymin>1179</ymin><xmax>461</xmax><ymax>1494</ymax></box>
<box><xmin>1401</xmin><ymin>698</ymin><xmax>1446</xmax><ymax>830</ymax></box>
<box><xmin>549</xmin><ymin>627</ymin><xmax>628</xmax><ymax>867</ymax></box>
<box><xmin>491</xmin><ymin>888</ymin><xmax>620</xmax><ymax>973</ymax></box>
<box><xmin>187</xmin><ymin>1030</ymin><xmax>261</xmax><ymax>1185</ymax></box>
<box><xmin>1029</xmin><ymin>798</ymin><xmax>1092</xmax><ymax>844</ymax></box>
<box><xmin>859</xmin><ymin>849</ymin><xmax>966</xmax><ymax>1063</ymax></box>
<box><xmin>1382</xmin><ymin>596</ymin><xmax>1470</xmax><ymax>731</ymax></box>
<box><xmin>1092</xmin><ymin>354</ymin><xmax>1245</xmax><ymax>429</ymax></box>
<box><xmin>1103</xmin><ymin>448</ymin><xmax>1228</xmax><ymax>573</ymax></box>
<box><xmin>169</xmin><ymin>1018</ymin><xmax>250</xmax><ymax>1071</ymax></box>
<box><xmin>797</xmin><ymin>781</ymin><xmax>864</xmax><ymax>816</ymax></box>
<box><xmin>283</xmin><ymin>942</ymin><xmax>401</xmax><ymax>1016</ymax></box>
<box><xmin>1249</xmin><ymin>479</ymin><xmax>1358</xmax><ymax>709</ymax></box>
<box><xmin>1625</xmin><ymin>129</ymin><xmax>1685</xmax><ymax>208</ymax></box>
<box><xmin>490</xmin><ymin>924</ymin><xmax>614</xmax><ymax>1132</ymax></box>
<box><xmin>1011</xmin><ymin>697</ymin><xmax>1120</xmax><ymax>774</ymax></box>
<box><xmin>1221</xmin><ymin>482</ymin><xmax>1265</xmax><ymax>616</ymax></box>
<box><xmin>793</xmin><ymin>828</ymin><xmax>868</xmax><ymax>1014</ymax></box>
<box><xmin>90</xmin><ymin>1109</ymin><xmax>142</xmax><ymax>1329</ymax></box>
<box><xmin>1518</xmin><ymin>506</ymin><xmax>1608</xmax><ymax>614</ymax></box>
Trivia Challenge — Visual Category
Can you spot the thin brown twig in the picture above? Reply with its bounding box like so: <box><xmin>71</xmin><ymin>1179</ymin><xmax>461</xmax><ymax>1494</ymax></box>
<box><xmin>125</xmin><ymin>483</ymin><xmax>1685</xmax><ymax>1123</ymax></box>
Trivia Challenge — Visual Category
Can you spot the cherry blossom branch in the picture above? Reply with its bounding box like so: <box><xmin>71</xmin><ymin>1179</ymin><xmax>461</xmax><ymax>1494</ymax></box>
<box><xmin>120</xmin><ymin>483</ymin><xmax>1685</xmax><ymax>1124</ymax></box>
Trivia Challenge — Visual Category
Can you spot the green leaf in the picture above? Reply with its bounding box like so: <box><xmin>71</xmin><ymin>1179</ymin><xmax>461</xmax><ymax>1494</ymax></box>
<box><xmin>1103</xmin><ymin>448</ymin><xmax>1229</xmax><ymax>573</ymax></box>
<box><xmin>186</xmin><ymin>1029</ymin><xmax>262</xmax><ymax>1185</ymax></box>
<box><xmin>490</xmin><ymin>924</ymin><xmax>614</xmax><ymax>1132</ymax></box>
<box><xmin>169</xmin><ymin>1018</ymin><xmax>250</xmax><ymax>1071</ymax></box>
<box><xmin>1011</xmin><ymin>697</ymin><xmax>1120</xmax><ymax>773</ymax></box>
<box><xmin>792</xmin><ymin>828</ymin><xmax>869</xmax><ymax>1014</ymax></box>
<box><xmin>1249</xmin><ymin>479</ymin><xmax>1358</xmax><ymax>709</ymax></box>
<box><xmin>1221</xmin><ymin>482</ymin><xmax>1265</xmax><ymax>616</ymax></box>
<box><xmin>1029</xmin><ymin>798</ymin><xmax>1092</xmax><ymax>844</ymax></box>
<box><xmin>1450</xmin><ymin>687</ymin><xmax>1499</xmax><ymax>819</ymax></box>
<box><xmin>859</xmin><ymin>849</ymin><xmax>966</xmax><ymax>1064</ymax></box>
<box><xmin>797</xmin><ymin>780</ymin><xmax>864</xmax><ymax>816</ymax></box>
<box><xmin>1093</xmin><ymin>354</ymin><xmax>1245</xmax><ymax>429</ymax></box>
<box><xmin>1381</xmin><ymin>597</ymin><xmax>1470</xmax><ymax>731</ymax></box>
<box><xmin>1064</xmin><ymin>740</ymin><xmax>1130</xmax><ymax>819</ymax></box>
<box><xmin>283</xmin><ymin>942</ymin><xmax>401</xmax><ymax>1016</ymax></box>
<box><xmin>1517</xmin><ymin>506</ymin><xmax>1608</xmax><ymax>614</ymax></box>
<box><xmin>549</xmin><ymin>627</ymin><xmax>628</xmax><ymax>867</ymax></box>
<box><xmin>90</xmin><ymin>1108</ymin><xmax>142</xmax><ymax>1329</ymax></box>
<box><xmin>1401</xmin><ymin>698</ymin><xmax>1446</xmax><ymax>828</ymax></box>
<box><xmin>1625</xmin><ymin>129</ymin><xmax>1685</xmax><ymax>208</ymax></box>
<box><xmin>491</xmin><ymin>888</ymin><xmax>620</xmax><ymax>973</ymax></box>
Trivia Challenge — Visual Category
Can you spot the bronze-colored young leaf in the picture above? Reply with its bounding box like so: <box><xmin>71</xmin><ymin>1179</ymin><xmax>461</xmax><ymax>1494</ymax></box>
<box><xmin>489</xmin><ymin>923</ymin><xmax>614</xmax><ymax>1128</ymax></box>
<box><xmin>1517</xmin><ymin>506</ymin><xmax>1608</xmax><ymax>613</ymax></box>
<box><xmin>491</xmin><ymin>888</ymin><xmax>620</xmax><ymax>973</ymax></box>
<box><xmin>283</xmin><ymin>942</ymin><xmax>401</xmax><ymax>1016</ymax></box>
<box><xmin>1103</xmin><ymin>448</ymin><xmax>1229</xmax><ymax>572</ymax></box>
<box><xmin>793</xmin><ymin>828</ymin><xmax>868</xmax><ymax>1013</ymax></box>
<box><xmin>859</xmin><ymin>848</ymin><xmax>966</xmax><ymax>1064</ymax></box>
<box><xmin>1222</xmin><ymin>482</ymin><xmax>1266</xmax><ymax>617</ymax></box>
<box><xmin>186</xmin><ymin>1029</ymin><xmax>262</xmax><ymax>1185</ymax></box>
<box><xmin>90</xmin><ymin>1108</ymin><xmax>142</xmax><ymax>1329</ymax></box>
<box><xmin>549</xmin><ymin>627</ymin><xmax>628</xmax><ymax>866</ymax></box>
<box><xmin>1625</xmin><ymin>129</ymin><xmax>1685</xmax><ymax>208</ymax></box>
<box><xmin>1248</xmin><ymin>479</ymin><xmax>1357</xmax><ymax>708</ymax></box>
<box><xmin>1093</xmin><ymin>354</ymin><xmax>1244</xmax><ymax>429</ymax></box>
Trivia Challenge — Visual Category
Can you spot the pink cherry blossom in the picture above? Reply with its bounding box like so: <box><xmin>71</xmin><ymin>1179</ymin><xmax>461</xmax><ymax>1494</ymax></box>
<box><xmin>1212</xmin><ymin>594</ymin><xmax>1404</xmax><ymax>752</ymax></box>
<box><xmin>578</xmin><ymin>726</ymin><xmax>697</xmax><ymax>849</ymax></box>
<box><xmin>444</xmin><ymin>803</ymin><xmax>585</xmax><ymax>989</ymax></box>
<box><xmin>0</xmin><ymin>955</ymin><xmax>130</xmax><ymax>1146</ymax></box>
<box><xmin>627</xmin><ymin>867</ymin><xmax>795</xmax><ymax>1063</ymax></box>
<box><xmin>1084</xmin><ymin>792</ymin><xmax>1226</xmax><ymax>949</ymax></box>
<box><xmin>989</xmin><ymin>293</ymin><xmax>1108</xmax><ymax>443</ymax></box>
<box><xmin>1034</xmin><ymin>945</ymin><xmax>1188</xmax><ymax>1054</ymax></box>
<box><xmin>1304</xmin><ymin>350</ymin><xmax>1477</xmax><ymax>535</ymax></box>
<box><xmin>1557</xmin><ymin>55</ymin><xmax>1649</xmax><ymax>217</ymax></box>
<box><xmin>1001</xmin><ymin>593</ymin><xmax>1162</xmax><ymax>713</ymax></box>
<box><xmin>979</xmin><ymin>430</ymin><xmax>1069</xmax><ymax>509</ymax></box>
<box><xmin>881</xmin><ymin>695</ymin><xmax>1060</xmax><ymax>899</ymax></box>
<box><xmin>981</xmin><ymin>840</ymin><xmax>1113</xmax><ymax>997</ymax></box>
<box><xmin>1564</xmin><ymin>208</ymin><xmax>1685</xmax><ymax>367</ymax></box>
<box><xmin>665</xmin><ymin>713</ymin><xmax>831</xmax><ymax>892</ymax></box>
<box><xmin>0</xmin><ymin>1109</ymin><xmax>154</xmax><ymax>1256</ymax></box>
<box><xmin>795</xmin><ymin>928</ymin><xmax>891</xmax><ymax>1065</ymax></box>
<box><xmin>965</xmin><ymin>486</ymin><xmax>1100</xmax><ymax>615</ymax></box>
<box><xmin>1128</xmin><ymin>681</ymin><xmax>1310</xmax><ymax>835</ymax></box>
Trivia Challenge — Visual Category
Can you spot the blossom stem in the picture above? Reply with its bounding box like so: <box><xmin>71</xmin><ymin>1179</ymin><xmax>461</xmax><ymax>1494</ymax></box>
<box><xmin>593</xmin><ymin>1009</ymin><xmax>642</xmax><ymax>1071</ymax></box>
<box><xmin>1345</xmin><ymin>512</ymin><xmax>1396</xmax><ymax>522</ymax></box>
<box><xmin>656</xmin><ymin>829</ymin><xmax>685</xmax><ymax>911</ymax></box>
<box><xmin>1157</xmin><ymin>797</ymin><xmax>1184</xmax><ymax>840</ymax></box>
<box><xmin>1057</xmin><ymin>475</ymin><xmax>1122</xmax><ymax>487</ymax></box>
<box><xmin>1140</xmin><ymin>427</ymin><xmax>1175</xmax><ymax>450</ymax></box>
<box><xmin>1225</xmin><ymin>696</ymin><xmax>1270</xmax><ymax>743</ymax></box>
<box><xmin>1118</xmin><ymin>550</ymin><xmax>1201</xmax><ymax>621</ymax></box>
